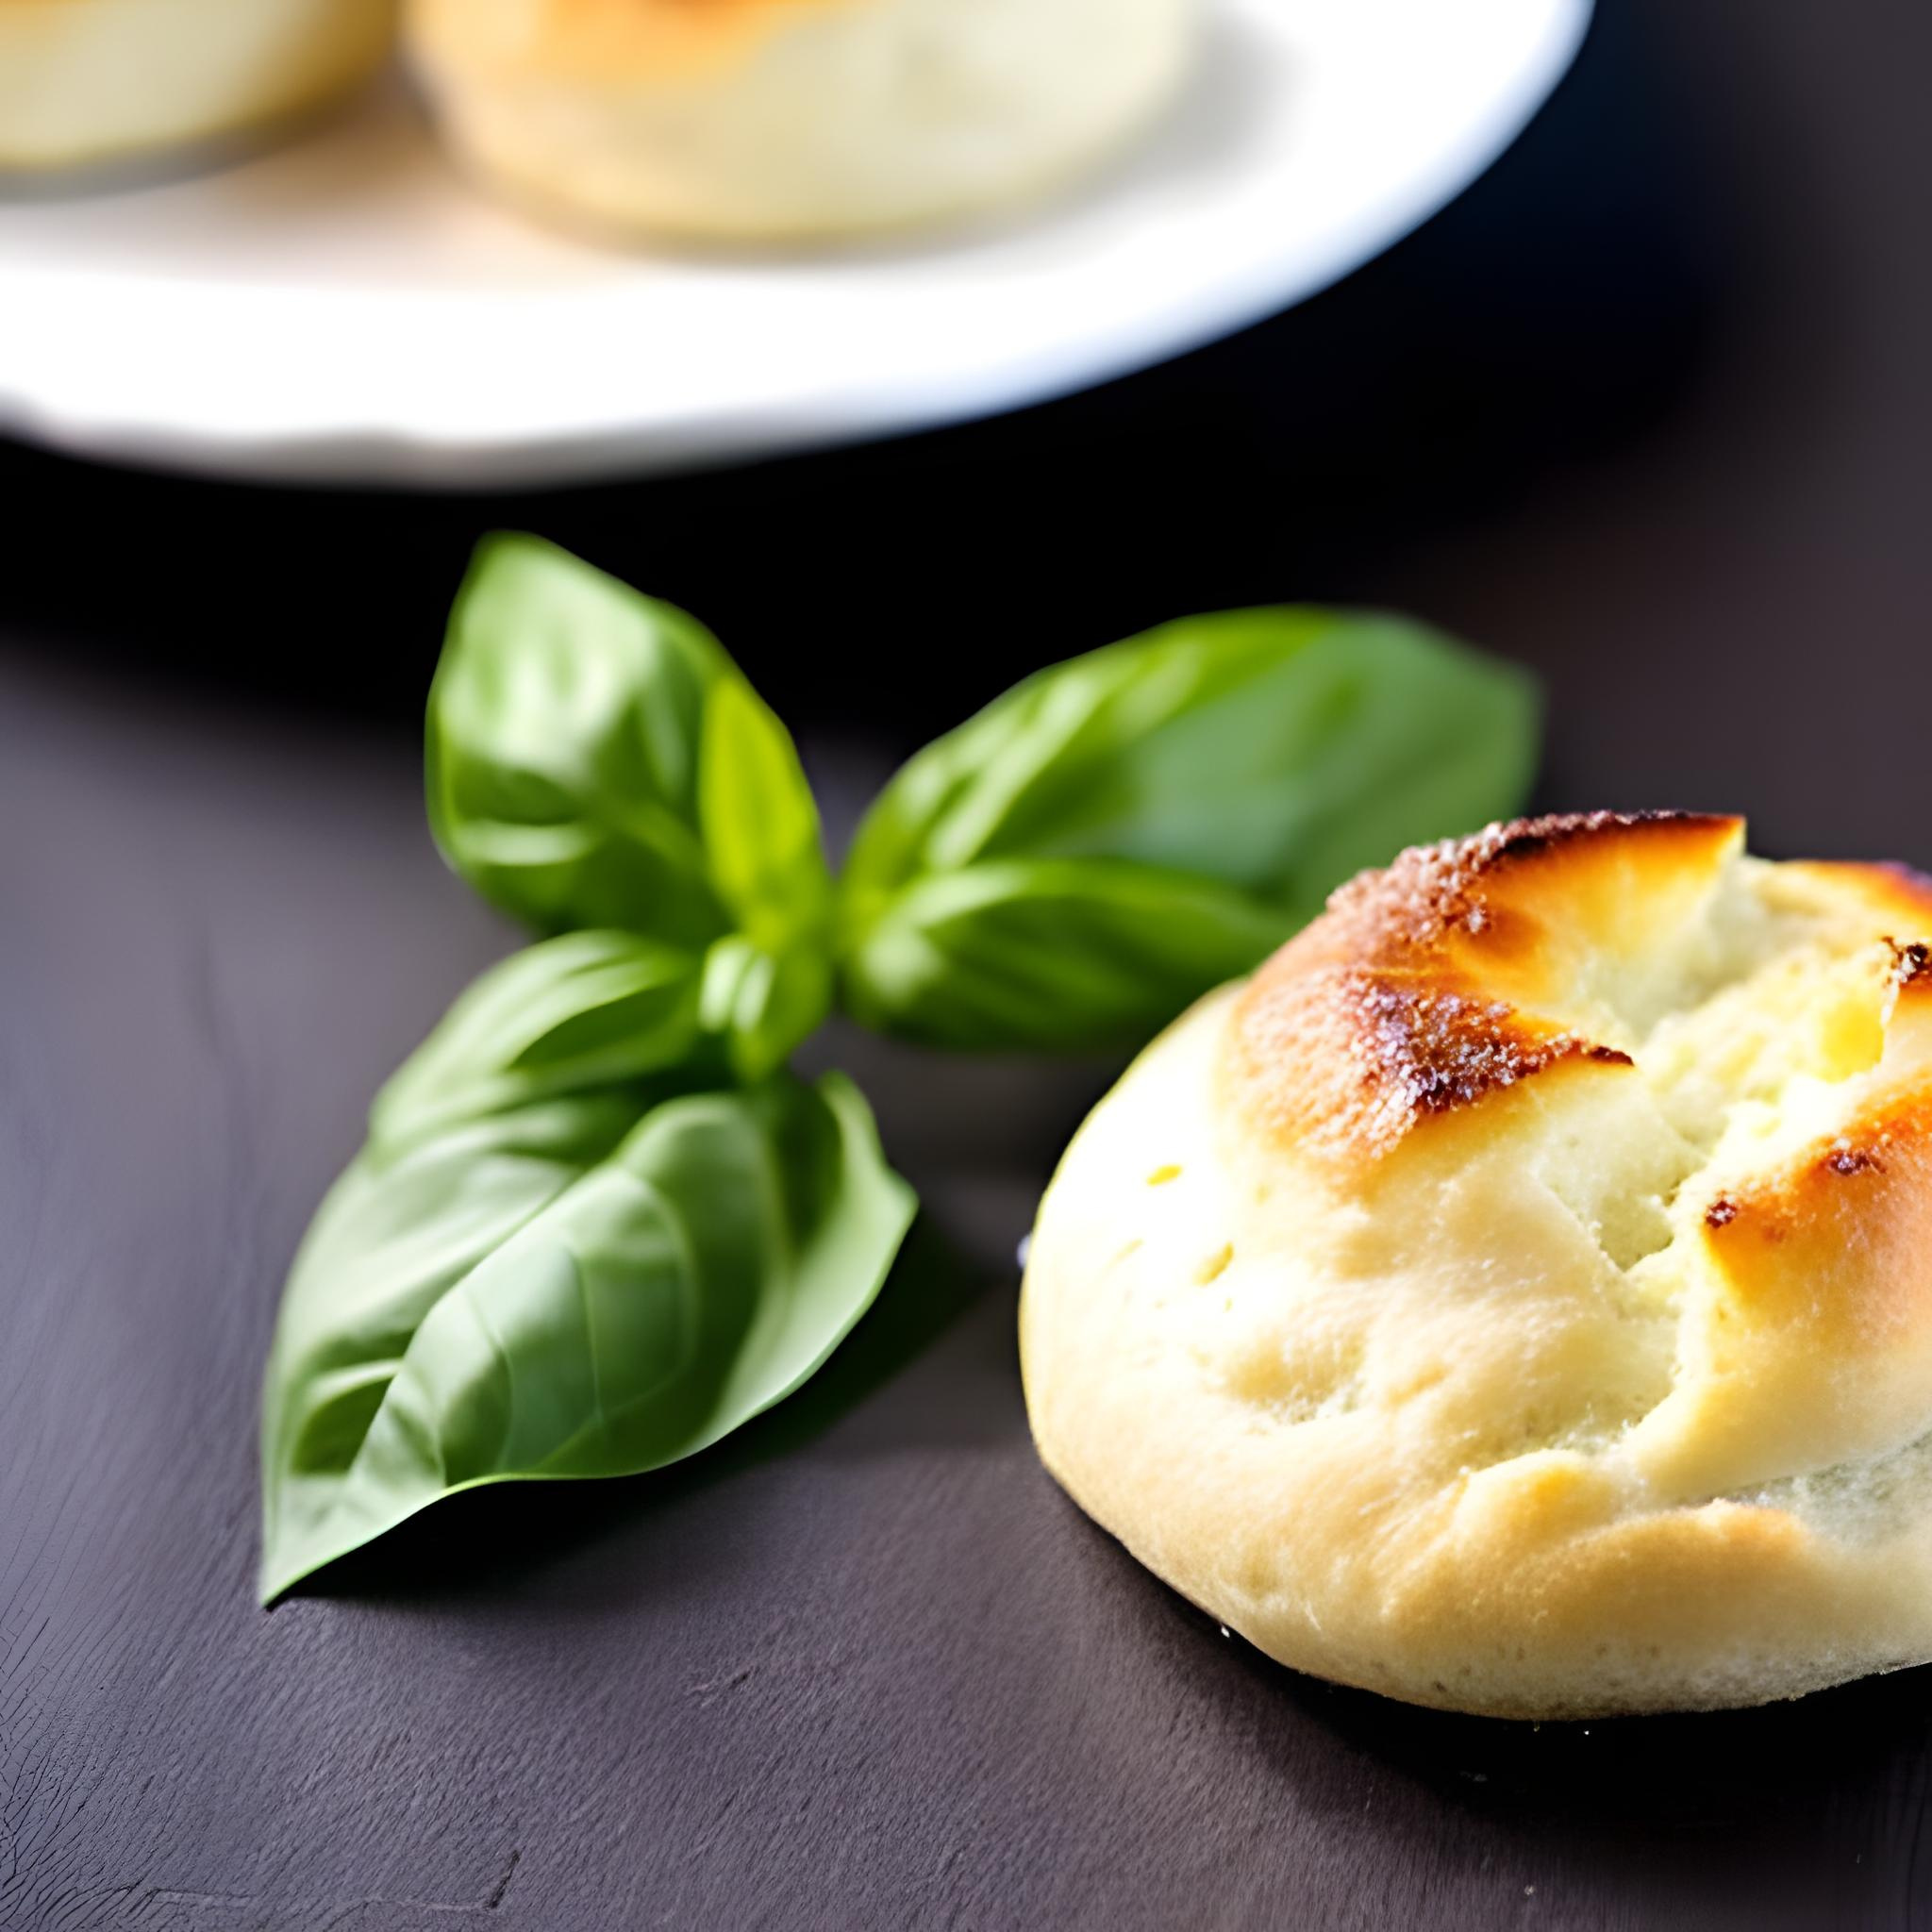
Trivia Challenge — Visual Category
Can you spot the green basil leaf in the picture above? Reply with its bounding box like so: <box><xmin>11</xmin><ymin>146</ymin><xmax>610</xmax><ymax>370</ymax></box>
<box><xmin>260</xmin><ymin>1074</ymin><xmax>912</xmax><ymax>1603</ymax></box>
<box><xmin>838</xmin><ymin>608</ymin><xmax>1538</xmax><ymax>1049</ymax></box>
<box><xmin>426</xmin><ymin>534</ymin><xmax>730</xmax><ymax>942</ymax></box>
<box><xmin>698</xmin><ymin>934</ymin><xmax>835</xmax><ymax>1086</ymax></box>
<box><xmin>368</xmin><ymin>930</ymin><xmax>712</xmax><ymax>1157</ymax></box>
<box><xmin>425</xmin><ymin>536</ymin><xmax>834</xmax><ymax>1074</ymax></box>
<box><xmin>693</xmin><ymin>677</ymin><xmax>834</xmax><ymax>1078</ymax></box>
<box><xmin>698</xmin><ymin>676</ymin><xmax>831</xmax><ymax>946</ymax></box>
<box><xmin>259</xmin><ymin>1094</ymin><xmax>649</xmax><ymax>1598</ymax></box>
<box><xmin>841</xmin><ymin>859</ymin><xmax>1295</xmax><ymax>1053</ymax></box>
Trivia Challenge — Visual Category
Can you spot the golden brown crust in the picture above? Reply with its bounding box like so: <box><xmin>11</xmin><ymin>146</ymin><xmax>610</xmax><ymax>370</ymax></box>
<box><xmin>1783</xmin><ymin>859</ymin><xmax>1932</xmax><ymax>932</ymax></box>
<box><xmin>1228</xmin><ymin>812</ymin><xmax>1742</xmax><ymax>1163</ymax></box>
<box><xmin>1703</xmin><ymin>1093</ymin><xmax>1932</xmax><ymax>1307</ymax></box>
<box><xmin>1671</xmin><ymin>964</ymin><xmax>1932</xmax><ymax>1462</ymax></box>
<box><xmin>408</xmin><ymin>0</ymin><xmax>861</xmax><ymax>84</ymax></box>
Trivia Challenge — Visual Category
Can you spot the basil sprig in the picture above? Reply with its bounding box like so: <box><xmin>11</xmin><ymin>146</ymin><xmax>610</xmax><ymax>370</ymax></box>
<box><xmin>258</xmin><ymin>540</ymin><xmax>1537</xmax><ymax>1602</ymax></box>
<box><xmin>427</xmin><ymin>535</ymin><xmax>833</xmax><ymax>1081</ymax></box>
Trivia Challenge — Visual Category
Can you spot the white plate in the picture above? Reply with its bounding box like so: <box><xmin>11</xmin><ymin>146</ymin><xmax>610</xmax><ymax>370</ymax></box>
<box><xmin>0</xmin><ymin>0</ymin><xmax>1590</xmax><ymax>489</ymax></box>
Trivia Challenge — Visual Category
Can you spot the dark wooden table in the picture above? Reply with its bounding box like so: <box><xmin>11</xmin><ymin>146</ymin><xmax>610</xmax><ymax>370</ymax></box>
<box><xmin>5</xmin><ymin>1</ymin><xmax>1931</xmax><ymax>1925</ymax></box>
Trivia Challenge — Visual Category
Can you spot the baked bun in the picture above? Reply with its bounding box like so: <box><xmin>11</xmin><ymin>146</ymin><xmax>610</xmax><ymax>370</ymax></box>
<box><xmin>0</xmin><ymin>0</ymin><xmax>395</xmax><ymax>173</ymax></box>
<box><xmin>1022</xmin><ymin>812</ymin><xmax>1932</xmax><ymax>1717</ymax></box>
<box><xmin>404</xmin><ymin>0</ymin><xmax>1193</xmax><ymax>242</ymax></box>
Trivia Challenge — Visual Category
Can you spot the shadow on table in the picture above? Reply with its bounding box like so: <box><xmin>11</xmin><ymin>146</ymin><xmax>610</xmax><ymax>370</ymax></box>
<box><xmin>1267</xmin><ymin>1640</ymin><xmax>1926</xmax><ymax>1921</ymax></box>
<box><xmin>1067</xmin><ymin>1509</ymin><xmax>1929</xmax><ymax>1918</ymax></box>
<box><xmin>285</xmin><ymin>1212</ymin><xmax>997</xmax><ymax>1608</ymax></box>
<box><xmin>1266</xmin><ymin>1632</ymin><xmax>1932</xmax><ymax>1824</ymax></box>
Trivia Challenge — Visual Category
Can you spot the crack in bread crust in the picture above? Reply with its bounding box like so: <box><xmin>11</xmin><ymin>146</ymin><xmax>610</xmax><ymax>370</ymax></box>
<box><xmin>1227</xmin><ymin>811</ymin><xmax>1743</xmax><ymax>1162</ymax></box>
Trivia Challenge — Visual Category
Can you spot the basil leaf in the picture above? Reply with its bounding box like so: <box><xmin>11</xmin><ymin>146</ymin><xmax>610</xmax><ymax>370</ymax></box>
<box><xmin>425</xmin><ymin>536</ymin><xmax>833</xmax><ymax>1073</ymax></box>
<box><xmin>698</xmin><ymin>677</ymin><xmax>830</xmax><ymax>947</ymax></box>
<box><xmin>698</xmin><ymin>934</ymin><xmax>835</xmax><ymax>1087</ymax></box>
<box><xmin>427</xmin><ymin>534</ymin><xmax>729</xmax><ymax>942</ymax></box>
<box><xmin>260</xmin><ymin>1074</ymin><xmax>912</xmax><ymax>1603</ymax></box>
<box><xmin>368</xmin><ymin>930</ymin><xmax>713</xmax><ymax>1156</ymax></box>
<box><xmin>838</xmin><ymin>608</ymin><xmax>1538</xmax><ymax>1049</ymax></box>
<box><xmin>842</xmin><ymin>859</ymin><xmax>1295</xmax><ymax>1053</ymax></box>
<box><xmin>259</xmin><ymin>1094</ymin><xmax>647</xmax><ymax>1597</ymax></box>
<box><xmin>694</xmin><ymin>678</ymin><xmax>834</xmax><ymax>1080</ymax></box>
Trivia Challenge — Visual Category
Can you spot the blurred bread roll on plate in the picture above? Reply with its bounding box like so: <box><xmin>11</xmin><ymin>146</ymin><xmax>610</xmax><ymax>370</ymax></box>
<box><xmin>1022</xmin><ymin>811</ymin><xmax>1932</xmax><ymax>1717</ymax></box>
<box><xmin>405</xmin><ymin>0</ymin><xmax>1195</xmax><ymax>242</ymax></box>
<box><xmin>0</xmin><ymin>0</ymin><xmax>395</xmax><ymax>172</ymax></box>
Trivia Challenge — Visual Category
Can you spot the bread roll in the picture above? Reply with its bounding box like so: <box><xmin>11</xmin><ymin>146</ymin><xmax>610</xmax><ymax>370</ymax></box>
<box><xmin>1022</xmin><ymin>812</ymin><xmax>1932</xmax><ymax>1717</ymax></box>
<box><xmin>405</xmin><ymin>0</ymin><xmax>1193</xmax><ymax>242</ymax></box>
<box><xmin>0</xmin><ymin>0</ymin><xmax>394</xmax><ymax>173</ymax></box>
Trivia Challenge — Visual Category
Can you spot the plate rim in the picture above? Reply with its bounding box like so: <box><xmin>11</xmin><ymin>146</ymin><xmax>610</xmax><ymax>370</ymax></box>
<box><xmin>0</xmin><ymin>0</ymin><xmax>1594</xmax><ymax>490</ymax></box>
